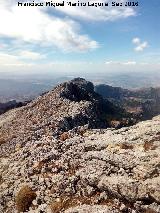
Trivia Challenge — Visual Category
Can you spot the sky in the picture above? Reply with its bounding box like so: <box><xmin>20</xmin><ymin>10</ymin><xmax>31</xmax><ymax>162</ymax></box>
<box><xmin>0</xmin><ymin>0</ymin><xmax>160</xmax><ymax>74</ymax></box>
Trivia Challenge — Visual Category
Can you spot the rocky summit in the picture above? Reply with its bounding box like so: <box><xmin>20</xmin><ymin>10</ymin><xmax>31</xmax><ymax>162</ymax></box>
<box><xmin>0</xmin><ymin>78</ymin><xmax>160</xmax><ymax>213</ymax></box>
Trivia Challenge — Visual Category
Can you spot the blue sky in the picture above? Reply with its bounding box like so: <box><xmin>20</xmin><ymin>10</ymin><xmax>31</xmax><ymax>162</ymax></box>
<box><xmin>0</xmin><ymin>0</ymin><xmax>160</xmax><ymax>73</ymax></box>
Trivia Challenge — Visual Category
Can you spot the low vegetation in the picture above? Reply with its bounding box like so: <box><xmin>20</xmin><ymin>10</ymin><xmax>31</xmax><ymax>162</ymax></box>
<box><xmin>16</xmin><ymin>185</ymin><xmax>36</xmax><ymax>212</ymax></box>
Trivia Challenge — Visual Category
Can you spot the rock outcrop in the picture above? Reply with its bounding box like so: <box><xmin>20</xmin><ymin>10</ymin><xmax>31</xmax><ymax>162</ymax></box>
<box><xmin>0</xmin><ymin>78</ymin><xmax>160</xmax><ymax>213</ymax></box>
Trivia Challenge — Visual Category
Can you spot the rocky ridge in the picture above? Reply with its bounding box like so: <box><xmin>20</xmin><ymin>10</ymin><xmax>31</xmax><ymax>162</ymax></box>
<box><xmin>0</xmin><ymin>78</ymin><xmax>125</xmax><ymax>157</ymax></box>
<box><xmin>0</xmin><ymin>78</ymin><xmax>160</xmax><ymax>213</ymax></box>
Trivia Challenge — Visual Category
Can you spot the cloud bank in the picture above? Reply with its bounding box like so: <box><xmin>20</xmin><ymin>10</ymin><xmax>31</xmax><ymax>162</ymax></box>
<box><xmin>0</xmin><ymin>0</ymin><xmax>138</xmax><ymax>69</ymax></box>
<box><xmin>0</xmin><ymin>2</ymin><xmax>99</xmax><ymax>52</ymax></box>
<box><xmin>0</xmin><ymin>0</ymin><xmax>136</xmax><ymax>54</ymax></box>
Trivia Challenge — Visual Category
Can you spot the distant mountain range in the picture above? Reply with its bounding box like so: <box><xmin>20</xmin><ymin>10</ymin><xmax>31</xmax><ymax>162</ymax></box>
<box><xmin>1</xmin><ymin>79</ymin><xmax>160</xmax><ymax>126</ymax></box>
<box><xmin>95</xmin><ymin>84</ymin><xmax>160</xmax><ymax>120</ymax></box>
<box><xmin>0</xmin><ymin>100</ymin><xmax>29</xmax><ymax>115</ymax></box>
<box><xmin>0</xmin><ymin>70</ymin><xmax>160</xmax><ymax>102</ymax></box>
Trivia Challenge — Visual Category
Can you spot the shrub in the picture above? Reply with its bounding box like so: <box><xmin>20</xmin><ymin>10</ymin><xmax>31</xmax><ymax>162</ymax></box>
<box><xmin>143</xmin><ymin>141</ymin><xmax>157</xmax><ymax>151</ymax></box>
<box><xmin>0</xmin><ymin>136</ymin><xmax>6</xmax><ymax>145</ymax></box>
<box><xmin>50</xmin><ymin>197</ymin><xmax>79</xmax><ymax>213</ymax></box>
<box><xmin>60</xmin><ymin>132</ymin><xmax>69</xmax><ymax>141</ymax></box>
<box><xmin>16</xmin><ymin>185</ymin><xmax>36</xmax><ymax>212</ymax></box>
<box><xmin>120</xmin><ymin>143</ymin><xmax>134</xmax><ymax>149</ymax></box>
<box><xmin>50</xmin><ymin>198</ymin><xmax>69</xmax><ymax>213</ymax></box>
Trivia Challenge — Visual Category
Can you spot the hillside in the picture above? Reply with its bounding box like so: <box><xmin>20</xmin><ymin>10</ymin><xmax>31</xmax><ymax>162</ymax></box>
<box><xmin>0</xmin><ymin>78</ymin><xmax>134</xmax><ymax>156</ymax></box>
<box><xmin>0</xmin><ymin>100</ymin><xmax>27</xmax><ymax>115</ymax></box>
<box><xmin>0</xmin><ymin>78</ymin><xmax>160</xmax><ymax>213</ymax></box>
<box><xmin>95</xmin><ymin>84</ymin><xmax>160</xmax><ymax>120</ymax></box>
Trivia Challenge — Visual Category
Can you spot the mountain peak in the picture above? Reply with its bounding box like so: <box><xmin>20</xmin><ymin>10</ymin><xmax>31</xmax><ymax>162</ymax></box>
<box><xmin>55</xmin><ymin>77</ymin><xmax>97</xmax><ymax>102</ymax></box>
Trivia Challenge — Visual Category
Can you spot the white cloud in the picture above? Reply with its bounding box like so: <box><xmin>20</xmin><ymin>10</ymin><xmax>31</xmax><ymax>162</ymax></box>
<box><xmin>134</xmin><ymin>41</ymin><xmax>148</xmax><ymax>52</ymax></box>
<box><xmin>0</xmin><ymin>1</ymin><xmax>98</xmax><ymax>52</ymax></box>
<box><xmin>51</xmin><ymin>0</ymin><xmax>136</xmax><ymax>21</ymax></box>
<box><xmin>0</xmin><ymin>58</ymin><xmax>159</xmax><ymax>74</ymax></box>
<box><xmin>123</xmin><ymin>61</ymin><xmax>137</xmax><ymax>65</ymax></box>
<box><xmin>105</xmin><ymin>60</ymin><xmax>115</xmax><ymax>64</ymax></box>
<box><xmin>0</xmin><ymin>52</ymin><xmax>25</xmax><ymax>66</ymax></box>
<box><xmin>105</xmin><ymin>60</ymin><xmax>137</xmax><ymax>65</ymax></box>
<box><xmin>19</xmin><ymin>51</ymin><xmax>46</xmax><ymax>60</ymax></box>
<box><xmin>132</xmin><ymin>37</ymin><xmax>140</xmax><ymax>45</ymax></box>
<box><xmin>0</xmin><ymin>50</ymin><xmax>45</xmax><ymax>66</ymax></box>
<box><xmin>0</xmin><ymin>0</ymin><xmax>137</xmax><ymax>54</ymax></box>
<box><xmin>0</xmin><ymin>0</ymin><xmax>138</xmax><ymax>70</ymax></box>
<box><xmin>132</xmin><ymin>37</ymin><xmax>148</xmax><ymax>52</ymax></box>
<box><xmin>0</xmin><ymin>50</ymin><xmax>46</xmax><ymax>68</ymax></box>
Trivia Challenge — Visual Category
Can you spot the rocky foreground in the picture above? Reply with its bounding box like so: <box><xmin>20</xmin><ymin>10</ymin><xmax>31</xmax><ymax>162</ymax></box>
<box><xmin>0</xmin><ymin>78</ymin><xmax>160</xmax><ymax>213</ymax></box>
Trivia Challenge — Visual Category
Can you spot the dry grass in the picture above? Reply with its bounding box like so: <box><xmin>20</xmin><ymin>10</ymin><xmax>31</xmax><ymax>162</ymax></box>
<box><xmin>0</xmin><ymin>137</ymin><xmax>6</xmax><ymax>145</ymax></box>
<box><xmin>16</xmin><ymin>185</ymin><xmax>36</xmax><ymax>213</ymax></box>
<box><xmin>143</xmin><ymin>209</ymin><xmax>157</xmax><ymax>213</ymax></box>
<box><xmin>60</xmin><ymin>132</ymin><xmax>69</xmax><ymax>141</ymax></box>
<box><xmin>110</xmin><ymin>120</ymin><xmax>120</xmax><ymax>128</ymax></box>
<box><xmin>50</xmin><ymin>196</ymin><xmax>91</xmax><ymax>213</ymax></box>
<box><xmin>0</xmin><ymin>174</ymin><xmax>3</xmax><ymax>184</ymax></box>
<box><xmin>143</xmin><ymin>135</ymin><xmax>159</xmax><ymax>151</ymax></box>
<box><xmin>50</xmin><ymin>198</ymin><xmax>67</xmax><ymax>213</ymax></box>
<box><xmin>143</xmin><ymin>141</ymin><xmax>156</xmax><ymax>151</ymax></box>
<box><xmin>50</xmin><ymin>194</ymin><xmax>114</xmax><ymax>213</ymax></box>
<box><xmin>120</xmin><ymin>143</ymin><xmax>134</xmax><ymax>150</ymax></box>
<box><xmin>0</xmin><ymin>132</ymin><xmax>16</xmax><ymax>145</ymax></box>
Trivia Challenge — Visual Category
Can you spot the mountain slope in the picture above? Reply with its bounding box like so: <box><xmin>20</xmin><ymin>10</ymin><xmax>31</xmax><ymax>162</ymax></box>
<box><xmin>0</xmin><ymin>78</ymin><xmax>126</xmax><ymax>157</ymax></box>
<box><xmin>95</xmin><ymin>84</ymin><xmax>160</xmax><ymax>120</ymax></box>
<box><xmin>0</xmin><ymin>78</ymin><xmax>160</xmax><ymax>213</ymax></box>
